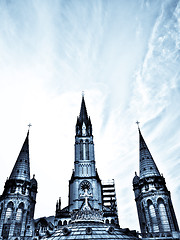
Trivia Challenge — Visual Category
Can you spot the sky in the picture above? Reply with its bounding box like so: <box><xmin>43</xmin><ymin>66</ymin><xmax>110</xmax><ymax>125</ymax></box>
<box><xmin>0</xmin><ymin>0</ymin><xmax>180</xmax><ymax>231</ymax></box>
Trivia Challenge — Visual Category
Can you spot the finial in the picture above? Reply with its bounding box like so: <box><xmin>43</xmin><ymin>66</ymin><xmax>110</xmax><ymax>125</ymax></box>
<box><xmin>136</xmin><ymin>121</ymin><xmax>140</xmax><ymax>129</ymax></box>
<box><xmin>82</xmin><ymin>91</ymin><xmax>84</xmax><ymax>97</ymax></box>
<box><xmin>33</xmin><ymin>174</ymin><xmax>35</xmax><ymax>178</ymax></box>
<box><xmin>28</xmin><ymin>123</ymin><xmax>32</xmax><ymax>129</ymax></box>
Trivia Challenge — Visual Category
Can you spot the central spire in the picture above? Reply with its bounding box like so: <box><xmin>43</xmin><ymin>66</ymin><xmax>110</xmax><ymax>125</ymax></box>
<box><xmin>76</xmin><ymin>95</ymin><xmax>92</xmax><ymax>137</ymax></box>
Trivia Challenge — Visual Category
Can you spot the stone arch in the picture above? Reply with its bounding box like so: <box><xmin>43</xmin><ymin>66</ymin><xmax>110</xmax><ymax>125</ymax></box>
<box><xmin>58</xmin><ymin>220</ymin><xmax>62</xmax><ymax>226</ymax></box>
<box><xmin>14</xmin><ymin>202</ymin><xmax>25</xmax><ymax>236</ymax></box>
<box><xmin>85</xmin><ymin>139</ymin><xmax>89</xmax><ymax>160</ymax></box>
<box><xmin>80</xmin><ymin>140</ymin><xmax>83</xmax><ymax>160</ymax></box>
<box><xmin>105</xmin><ymin>219</ymin><xmax>109</xmax><ymax>224</ymax></box>
<box><xmin>147</xmin><ymin>199</ymin><xmax>159</xmax><ymax>233</ymax></box>
<box><xmin>16</xmin><ymin>202</ymin><xmax>24</xmax><ymax>223</ymax></box>
<box><xmin>4</xmin><ymin>201</ymin><xmax>14</xmax><ymax>223</ymax></box>
<box><xmin>111</xmin><ymin>219</ymin><xmax>115</xmax><ymax>224</ymax></box>
<box><xmin>157</xmin><ymin>198</ymin><xmax>170</xmax><ymax>232</ymax></box>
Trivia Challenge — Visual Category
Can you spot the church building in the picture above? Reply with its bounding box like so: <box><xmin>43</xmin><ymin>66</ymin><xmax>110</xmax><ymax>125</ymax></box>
<box><xmin>0</xmin><ymin>95</ymin><xmax>179</xmax><ymax>240</ymax></box>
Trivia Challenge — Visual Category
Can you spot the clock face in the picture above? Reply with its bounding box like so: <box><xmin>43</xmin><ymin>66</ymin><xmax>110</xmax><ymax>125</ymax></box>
<box><xmin>80</xmin><ymin>180</ymin><xmax>90</xmax><ymax>191</ymax></box>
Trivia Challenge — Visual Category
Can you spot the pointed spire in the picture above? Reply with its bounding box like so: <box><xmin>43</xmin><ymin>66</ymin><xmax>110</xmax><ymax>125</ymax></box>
<box><xmin>139</xmin><ymin>128</ymin><xmax>160</xmax><ymax>179</ymax></box>
<box><xmin>79</xmin><ymin>94</ymin><xmax>88</xmax><ymax>124</ymax></box>
<box><xmin>9</xmin><ymin>131</ymin><xmax>30</xmax><ymax>182</ymax></box>
<box><xmin>76</xmin><ymin>94</ymin><xmax>92</xmax><ymax>136</ymax></box>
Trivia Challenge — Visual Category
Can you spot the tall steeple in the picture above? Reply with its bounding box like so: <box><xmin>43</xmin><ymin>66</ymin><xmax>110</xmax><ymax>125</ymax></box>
<box><xmin>133</xmin><ymin>125</ymin><xmax>179</xmax><ymax>237</ymax></box>
<box><xmin>9</xmin><ymin>130</ymin><xmax>30</xmax><ymax>182</ymax></box>
<box><xmin>0</xmin><ymin>129</ymin><xmax>37</xmax><ymax>239</ymax></box>
<box><xmin>68</xmin><ymin>95</ymin><xmax>102</xmax><ymax>212</ymax></box>
<box><xmin>139</xmin><ymin>128</ymin><xmax>160</xmax><ymax>179</ymax></box>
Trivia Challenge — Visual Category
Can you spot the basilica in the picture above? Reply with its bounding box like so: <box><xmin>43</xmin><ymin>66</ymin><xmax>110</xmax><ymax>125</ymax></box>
<box><xmin>0</xmin><ymin>96</ymin><xmax>179</xmax><ymax>240</ymax></box>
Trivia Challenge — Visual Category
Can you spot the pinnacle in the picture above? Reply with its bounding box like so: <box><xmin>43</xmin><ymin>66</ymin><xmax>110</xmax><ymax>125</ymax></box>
<box><xmin>79</xmin><ymin>95</ymin><xmax>89</xmax><ymax>123</ymax></box>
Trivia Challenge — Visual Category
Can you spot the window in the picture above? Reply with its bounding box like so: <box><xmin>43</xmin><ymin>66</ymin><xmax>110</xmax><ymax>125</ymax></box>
<box><xmin>85</xmin><ymin>141</ymin><xmax>89</xmax><ymax>160</ymax></box>
<box><xmin>158</xmin><ymin>199</ymin><xmax>170</xmax><ymax>232</ymax></box>
<box><xmin>148</xmin><ymin>200</ymin><xmax>159</xmax><ymax>232</ymax></box>
<box><xmin>16</xmin><ymin>203</ymin><xmax>24</xmax><ymax>223</ymax></box>
<box><xmin>16</xmin><ymin>208</ymin><xmax>23</xmax><ymax>223</ymax></box>
<box><xmin>5</xmin><ymin>204</ymin><xmax>13</xmax><ymax>223</ymax></box>
<box><xmin>80</xmin><ymin>141</ymin><xmax>83</xmax><ymax>160</ymax></box>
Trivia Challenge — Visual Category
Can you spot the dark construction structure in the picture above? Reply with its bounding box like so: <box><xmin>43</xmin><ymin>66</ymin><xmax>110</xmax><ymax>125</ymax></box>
<box><xmin>0</xmin><ymin>95</ymin><xmax>179</xmax><ymax>240</ymax></box>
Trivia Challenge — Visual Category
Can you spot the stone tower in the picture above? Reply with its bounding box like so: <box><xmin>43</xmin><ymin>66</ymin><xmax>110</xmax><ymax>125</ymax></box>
<box><xmin>68</xmin><ymin>95</ymin><xmax>102</xmax><ymax>212</ymax></box>
<box><xmin>0</xmin><ymin>131</ymin><xmax>37</xmax><ymax>240</ymax></box>
<box><xmin>133</xmin><ymin>127</ymin><xmax>179</xmax><ymax>239</ymax></box>
<box><xmin>55</xmin><ymin>95</ymin><xmax>118</xmax><ymax>227</ymax></box>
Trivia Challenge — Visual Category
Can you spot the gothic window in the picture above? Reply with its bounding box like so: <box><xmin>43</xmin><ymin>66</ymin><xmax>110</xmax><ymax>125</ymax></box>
<box><xmin>58</xmin><ymin>220</ymin><xmax>62</xmax><ymax>227</ymax></box>
<box><xmin>147</xmin><ymin>200</ymin><xmax>159</xmax><ymax>232</ymax></box>
<box><xmin>85</xmin><ymin>140</ymin><xmax>89</xmax><ymax>160</ymax></box>
<box><xmin>111</xmin><ymin>219</ymin><xmax>115</xmax><ymax>224</ymax></box>
<box><xmin>11</xmin><ymin>185</ymin><xmax>16</xmax><ymax>193</ymax></box>
<box><xmin>158</xmin><ymin>198</ymin><xmax>170</xmax><ymax>232</ymax></box>
<box><xmin>4</xmin><ymin>202</ymin><xmax>14</xmax><ymax>223</ymax></box>
<box><xmin>16</xmin><ymin>203</ymin><xmax>24</xmax><ymax>223</ymax></box>
<box><xmin>80</xmin><ymin>140</ymin><xmax>83</xmax><ymax>160</ymax></box>
<box><xmin>16</xmin><ymin>208</ymin><xmax>23</xmax><ymax>222</ymax></box>
<box><xmin>105</xmin><ymin>219</ymin><xmax>109</xmax><ymax>224</ymax></box>
<box><xmin>63</xmin><ymin>220</ymin><xmax>67</xmax><ymax>225</ymax></box>
<box><xmin>14</xmin><ymin>202</ymin><xmax>24</xmax><ymax>236</ymax></box>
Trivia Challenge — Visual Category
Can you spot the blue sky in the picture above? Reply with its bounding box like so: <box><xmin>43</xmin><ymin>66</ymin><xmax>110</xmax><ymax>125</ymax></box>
<box><xmin>0</xmin><ymin>0</ymin><xmax>180</xmax><ymax>231</ymax></box>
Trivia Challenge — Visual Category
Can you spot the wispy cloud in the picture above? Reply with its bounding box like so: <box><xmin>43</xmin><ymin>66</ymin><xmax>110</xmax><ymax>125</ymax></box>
<box><xmin>0</xmin><ymin>0</ymin><xmax>180</xmax><ymax>231</ymax></box>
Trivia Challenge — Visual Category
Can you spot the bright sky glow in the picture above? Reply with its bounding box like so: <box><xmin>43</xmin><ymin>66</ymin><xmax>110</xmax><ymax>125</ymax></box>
<box><xmin>0</xmin><ymin>0</ymin><xmax>180</xmax><ymax>231</ymax></box>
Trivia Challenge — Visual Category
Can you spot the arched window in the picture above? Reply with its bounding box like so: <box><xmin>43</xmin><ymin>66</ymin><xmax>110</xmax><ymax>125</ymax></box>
<box><xmin>111</xmin><ymin>219</ymin><xmax>115</xmax><ymax>224</ymax></box>
<box><xmin>85</xmin><ymin>140</ymin><xmax>89</xmax><ymax>160</ymax></box>
<box><xmin>105</xmin><ymin>219</ymin><xmax>109</xmax><ymax>224</ymax></box>
<box><xmin>80</xmin><ymin>140</ymin><xmax>83</xmax><ymax>160</ymax></box>
<box><xmin>158</xmin><ymin>198</ymin><xmax>170</xmax><ymax>232</ymax></box>
<box><xmin>58</xmin><ymin>220</ymin><xmax>62</xmax><ymax>226</ymax></box>
<box><xmin>4</xmin><ymin>202</ymin><xmax>13</xmax><ymax>223</ymax></box>
<box><xmin>63</xmin><ymin>220</ymin><xmax>67</xmax><ymax>225</ymax></box>
<box><xmin>16</xmin><ymin>203</ymin><xmax>24</xmax><ymax>223</ymax></box>
<box><xmin>148</xmin><ymin>200</ymin><xmax>159</xmax><ymax>232</ymax></box>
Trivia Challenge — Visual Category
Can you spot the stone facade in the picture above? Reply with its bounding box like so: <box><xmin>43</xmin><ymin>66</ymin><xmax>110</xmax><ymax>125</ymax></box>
<box><xmin>55</xmin><ymin>96</ymin><xmax>119</xmax><ymax>228</ymax></box>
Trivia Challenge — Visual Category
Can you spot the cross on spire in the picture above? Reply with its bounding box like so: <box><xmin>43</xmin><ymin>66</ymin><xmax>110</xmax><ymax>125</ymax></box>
<box><xmin>136</xmin><ymin>121</ymin><xmax>140</xmax><ymax>129</ymax></box>
<box><xmin>28</xmin><ymin>123</ymin><xmax>32</xmax><ymax>129</ymax></box>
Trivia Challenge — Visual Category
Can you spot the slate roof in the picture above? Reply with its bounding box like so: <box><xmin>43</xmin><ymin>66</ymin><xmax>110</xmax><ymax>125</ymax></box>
<box><xmin>42</xmin><ymin>221</ymin><xmax>139</xmax><ymax>240</ymax></box>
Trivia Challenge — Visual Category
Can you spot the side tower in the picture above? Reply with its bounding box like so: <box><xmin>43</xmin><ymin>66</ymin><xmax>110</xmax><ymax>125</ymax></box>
<box><xmin>0</xmin><ymin>131</ymin><xmax>37</xmax><ymax>240</ymax></box>
<box><xmin>133</xmin><ymin>127</ymin><xmax>179</xmax><ymax>239</ymax></box>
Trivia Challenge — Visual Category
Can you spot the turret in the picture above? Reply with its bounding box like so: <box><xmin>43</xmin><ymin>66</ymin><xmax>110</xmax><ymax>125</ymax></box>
<box><xmin>0</xmin><ymin>130</ymin><xmax>37</xmax><ymax>239</ymax></box>
<box><xmin>133</xmin><ymin>126</ymin><xmax>179</xmax><ymax>238</ymax></box>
